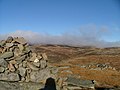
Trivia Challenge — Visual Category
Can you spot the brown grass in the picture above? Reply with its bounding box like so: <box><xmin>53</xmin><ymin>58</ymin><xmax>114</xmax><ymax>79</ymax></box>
<box><xmin>32</xmin><ymin>45</ymin><xmax>120</xmax><ymax>87</ymax></box>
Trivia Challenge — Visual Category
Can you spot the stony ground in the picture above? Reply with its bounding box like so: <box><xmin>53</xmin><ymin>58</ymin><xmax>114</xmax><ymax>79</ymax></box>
<box><xmin>33</xmin><ymin>44</ymin><xmax>120</xmax><ymax>89</ymax></box>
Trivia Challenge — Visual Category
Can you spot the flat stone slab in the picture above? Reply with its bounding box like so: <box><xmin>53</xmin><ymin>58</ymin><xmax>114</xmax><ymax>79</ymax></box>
<box><xmin>0</xmin><ymin>52</ymin><xmax>14</xmax><ymax>59</ymax></box>
<box><xmin>66</xmin><ymin>76</ymin><xmax>94</xmax><ymax>88</ymax></box>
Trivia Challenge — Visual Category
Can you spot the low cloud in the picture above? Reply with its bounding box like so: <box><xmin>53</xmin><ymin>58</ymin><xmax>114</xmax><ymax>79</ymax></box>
<box><xmin>0</xmin><ymin>24</ymin><xmax>120</xmax><ymax>47</ymax></box>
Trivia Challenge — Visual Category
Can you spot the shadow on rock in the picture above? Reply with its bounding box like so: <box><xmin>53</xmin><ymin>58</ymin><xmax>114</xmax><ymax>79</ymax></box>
<box><xmin>40</xmin><ymin>77</ymin><xmax>56</xmax><ymax>90</ymax></box>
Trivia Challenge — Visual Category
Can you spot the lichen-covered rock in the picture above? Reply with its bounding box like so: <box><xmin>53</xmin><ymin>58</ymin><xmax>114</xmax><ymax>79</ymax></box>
<box><xmin>0</xmin><ymin>51</ymin><xmax>14</xmax><ymax>59</ymax></box>
<box><xmin>0</xmin><ymin>58</ymin><xmax>8</xmax><ymax>67</ymax></box>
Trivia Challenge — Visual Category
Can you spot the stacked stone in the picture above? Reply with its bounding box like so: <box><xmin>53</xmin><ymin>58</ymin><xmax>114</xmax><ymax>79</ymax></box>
<box><xmin>0</xmin><ymin>36</ymin><xmax>56</xmax><ymax>83</ymax></box>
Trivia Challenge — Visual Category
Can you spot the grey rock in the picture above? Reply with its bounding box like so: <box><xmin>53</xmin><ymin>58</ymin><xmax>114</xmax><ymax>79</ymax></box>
<box><xmin>29</xmin><ymin>53</ymin><xmax>37</xmax><ymax>62</ymax></box>
<box><xmin>25</xmin><ymin>73</ymin><xmax>30</xmax><ymax>82</ymax></box>
<box><xmin>0</xmin><ymin>58</ymin><xmax>8</xmax><ymax>67</ymax></box>
<box><xmin>42</xmin><ymin>53</ymin><xmax>48</xmax><ymax>60</ymax></box>
<box><xmin>9</xmin><ymin>47</ymin><xmax>14</xmax><ymax>52</ymax></box>
<box><xmin>18</xmin><ymin>44</ymin><xmax>24</xmax><ymax>51</ymax></box>
<box><xmin>0</xmin><ymin>40</ymin><xmax>6</xmax><ymax>47</ymax></box>
<box><xmin>0</xmin><ymin>73</ymin><xmax>20</xmax><ymax>81</ymax></box>
<box><xmin>0</xmin><ymin>51</ymin><xmax>14</xmax><ymax>59</ymax></box>
<box><xmin>66</xmin><ymin>86</ymin><xmax>82</xmax><ymax>90</ymax></box>
<box><xmin>7</xmin><ymin>73</ymin><xmax>20</xmax><ymax>81</ymax></box>
<box><xmin>14</xmin><ymin>37</ymin><xmax>27</xmax><ymax>45</ymax></box>
<box><xmin>13</xmin><ymin>48</ymin><xmax>21</xmax><ymax>56</ymax></box>
<box><xmin>22</xmin><ymin>47</ymin><xmax>31</xmax><ymax>55</ymax></box>
<box><xmin>19</xmin><ymin>63</ymin><xmax>23</xmax><ymax>67</ymax></box>
<box><xmin>0</xmin><ymin>80</ymin><xmax>44</xmax><ymax>90</ymax></box>
<box><xmin>37</xmin><ymin>54</ymin><xmax>42</xmax><ymax>60</ymax></box>
<box><xmin>21</xmin><ymin>77</ymin><xmax>25</xmax><ymax>82</ymax></box>
<box><xmin>2</xmin><ymin>48</ymin><xmax>7</xmax><ymax>53</ymax></box>
<box><xmin>18</xmin><ymin>67</ymin><xmax>26</xmax><ymax>77</ymax></box>
<box><xmin>0</xmin><ymin>47</ymin><xmax>3</xmax><ymax>53</ymax></box>
<box><xmin>0</xmin><ymin>73</ymin><xmax>7</xmax><ymax>80</ymax></box>
<box><xmin>8</xmin><ymin>63</ymin><xmax>16</xmax><ymax>72</ymax></box>
<box><xmin>22</xmin><ymin>61</ymin><xmax>27</xmax><ymax>68</ymax></box>
<box><xmin>57</xmin><ymin>78</ymin><xmax>63</xmax><ymax>89</ymax></box>
<box><xmin>6</xmin><ymin>36</ymin><xmax>13</xmax><ymax>43</ymax></box>
<box><xmin>9</xmin><ymin>60</ymin><xmax>16</xmax><ymax>64</ymax></box>
<box><xmin>40</xmin><ymin>60</ymin><xmax>47</xmax><ymax>69</ymax></box>
<box><xmin>27</xmin><ymin>62</ymin><xmax>39</xmax><ymax>71</ymax></box>
<box><xmin>14</xmin><ymin>64</ymin><xmax>19</xmax><ymax>69</ymax></box>
<box><xmin>66</xmin><ymin>76</ymin><xmax>94</xmax><ymax>89</ymax></box>
<box><xmin>30</xmin><ymin>68</ymin><xmax>55</xmax><ymax>83</ymax></box>
<box><xmin>32</xmin><ymin>62</ymin><xmax>40</xmax><ymax>67</ymax></box>
<box><xmin>26</xmin><ymin>68</ymin><xmax>32</xmax><ymax>74</ymax></box>
<box><xmin>0</xmin><ymin>66</ymin><xmax>5</xmax><ymax>72</ymax></box>
<box><xmin>5</xmin><ymin>43</ymin><xmax>14</xmax><ymax>48</ymax></box>
<box><xmin>51</xmin><ymin>67</ymin><xmax>58</xmax><ymax>74</ymax></box>
<box><xmin>16</xmin><ymin>55</ymin><xmax>26</xmax><ymax>64</ymax></box>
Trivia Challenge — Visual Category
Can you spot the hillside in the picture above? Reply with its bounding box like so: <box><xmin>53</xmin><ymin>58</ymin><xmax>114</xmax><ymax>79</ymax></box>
<box><xmin>32</xmin><ymin>44</ymin><xmax>120</xmax><ymax>89</ymax></box>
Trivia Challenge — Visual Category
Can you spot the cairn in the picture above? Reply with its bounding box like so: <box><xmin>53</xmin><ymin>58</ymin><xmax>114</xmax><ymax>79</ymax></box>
<box><xmin>0</xmin><ymin>36</ymin><xmax>57</xmax><ymax>83</ymax></box>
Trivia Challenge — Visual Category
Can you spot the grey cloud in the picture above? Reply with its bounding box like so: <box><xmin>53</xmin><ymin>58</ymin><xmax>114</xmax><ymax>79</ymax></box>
<box><xmin>0</xmin><ymin>25</ymin><xmax>120</xmax><ymax>47</ymax></box>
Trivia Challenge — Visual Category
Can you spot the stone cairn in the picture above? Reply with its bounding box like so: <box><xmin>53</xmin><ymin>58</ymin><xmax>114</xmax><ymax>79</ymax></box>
<box><xmin>0</xmin><ymin>36</ymin><xmax>57</xmax><ymax>83</ymax></box>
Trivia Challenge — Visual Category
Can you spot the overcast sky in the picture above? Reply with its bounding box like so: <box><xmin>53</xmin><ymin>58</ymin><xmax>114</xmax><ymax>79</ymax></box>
<box><xmin>0</xmin><ymin>0</ymin><xmax>120</xmax><ymax>47</ymax></box>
